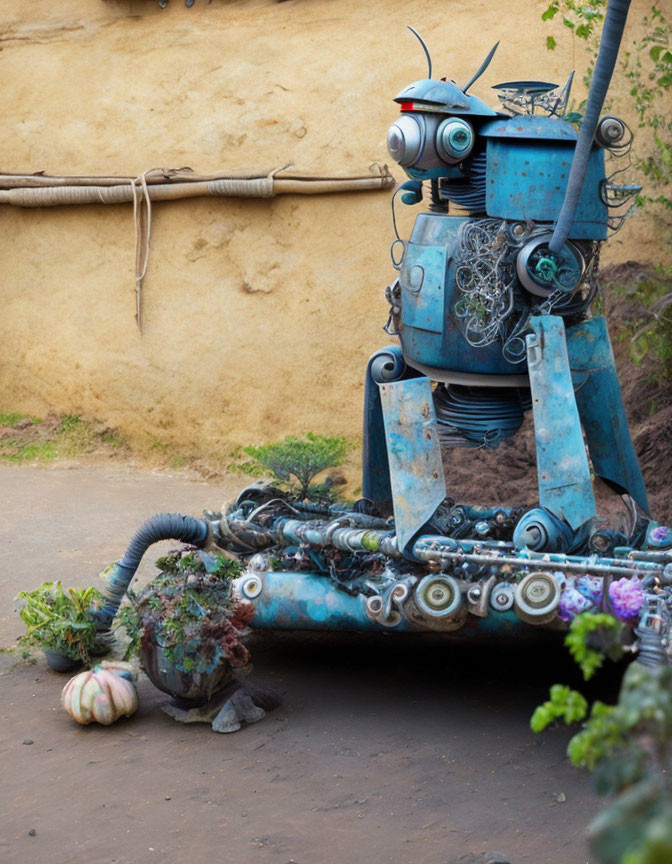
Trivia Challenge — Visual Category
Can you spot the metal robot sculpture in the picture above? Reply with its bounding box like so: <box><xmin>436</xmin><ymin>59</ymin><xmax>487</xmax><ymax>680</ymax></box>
<box><xmin>85</xmin><ymin>0</ymin><xmax>672</xmax><ymax>704</ymax></box>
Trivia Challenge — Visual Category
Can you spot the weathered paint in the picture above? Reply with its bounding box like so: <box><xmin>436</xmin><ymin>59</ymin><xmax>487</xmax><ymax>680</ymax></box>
<box><xmin>379</xmin><ymin>376</ymin><xmax>446</xmax><ymax>552</ymax></box>
<box><xmin>244</xmin><ymin>570</ymin><xmax>540</xmax><ymax>637</ymax></box>
<box><xmin>526</xmin><ymin>315</ymin><xmax>596</xmax><ymax>529</ymax></box>
<box><xmin>362</xmin><ymin>344</ymin><xmax>412</xmax><ymax>516</ymax></box>
<box><xmin>485</xmin><ymin>140</ymin><xmax>607</xmax><ymax>239</ymax></box>
<box><xmin>567</xmin><ymin>315</ymin><xmax>649</xmax><ymax>514</ymax></box>
<box><xmin>399</xmin><ymin>214</ymin><xmax>529</xmax><ymax>376</ymax></box>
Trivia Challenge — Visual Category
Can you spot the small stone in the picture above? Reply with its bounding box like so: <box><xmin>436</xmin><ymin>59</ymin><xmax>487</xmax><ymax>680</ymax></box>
<box><xmin>23</xmin><ymin>739</ymin><xmax>33</xmax><ymax>745</ymax></box>
<box><xmin>165</xmin><ymin>796</ymin><xmax>171</xmax><ymax>801</ymax></box>
<box><xmin>28</xmin><ymin>829</ymin><xmax>37</xmax><ymax>837</ymax></box>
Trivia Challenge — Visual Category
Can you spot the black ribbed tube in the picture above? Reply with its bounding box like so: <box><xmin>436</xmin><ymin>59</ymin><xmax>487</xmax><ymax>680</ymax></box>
<box><xmin>93</xmin><ymin>513</ymin><xmax>210</xmax><ymax>630</ymax></box>
<box><xmin>549</xmin><ymin>0</ymin><xmax>632</xmax><ymax>254</ymax></box>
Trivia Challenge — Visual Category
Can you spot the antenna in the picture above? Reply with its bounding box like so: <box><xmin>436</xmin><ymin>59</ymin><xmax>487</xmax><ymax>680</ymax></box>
<box><xmin>462</xmin><ymin>41</ymin><xmax>499</xmax><ymax>93</ymax></box>
<box><xmin>408</xmin><ymin>26</ymin><xmax>432</xmax><ymax>79</ymax></box>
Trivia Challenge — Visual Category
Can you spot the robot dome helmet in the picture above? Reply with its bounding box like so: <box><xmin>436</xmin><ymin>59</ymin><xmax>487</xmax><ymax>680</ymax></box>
<box><xmin>386</xmin><ymin>28</ymin><xmax>497</xmax><ymax>173</ymax></box>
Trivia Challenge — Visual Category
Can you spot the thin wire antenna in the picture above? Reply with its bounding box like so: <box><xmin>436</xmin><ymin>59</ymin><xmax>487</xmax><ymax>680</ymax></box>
<box><xmin>559</xmin><ymin>69</ymin><xmax>575</xmax><ymax>115</ymax></box>
<box><xmin>462</xmin><ymin>41</ymin><xmax>500</xmax><ymax>93</ymax></box>
<box><xmin>408</xmin><ymin>26</ymin><xmax>432</xmax><ymax>79</ymax></box>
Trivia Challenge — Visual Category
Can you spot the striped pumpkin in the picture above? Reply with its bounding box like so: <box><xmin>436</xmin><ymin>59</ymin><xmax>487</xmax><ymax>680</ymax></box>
<box><xmin>61</xmin><ymin>661</ymin><xmax>138</xmax><ymax>725</ymax></box>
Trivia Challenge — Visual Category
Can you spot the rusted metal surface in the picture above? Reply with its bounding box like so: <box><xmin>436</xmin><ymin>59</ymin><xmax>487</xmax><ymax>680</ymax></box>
<box><xmin>379</xmin><ymin>377</ymin><xmax>446</xmax><ymax>552</ymax></box>
<box><xmin>526</xmin><ymin>315</ymin><xmax>596</xmax><ymax>530</ymax></box>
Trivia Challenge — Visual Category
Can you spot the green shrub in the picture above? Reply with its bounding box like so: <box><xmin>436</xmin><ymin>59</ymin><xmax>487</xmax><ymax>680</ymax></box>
<box><xmin>15</xmin><ymin>582</ymin><xmax>102</xmax><ymax>663</ymax></box>
<box><xmin>244</xmin><ymin>432</ymin><xmax>348</xmax><ymax>498</ymax></box>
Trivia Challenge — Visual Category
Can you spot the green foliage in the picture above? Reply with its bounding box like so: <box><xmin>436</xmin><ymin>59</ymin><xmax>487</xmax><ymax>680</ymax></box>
<box><xmin>542</xmin><ymin>0</ymin><xmax>606</xmax><ymax>95</ymax></box>
<box><xmin>530</xmin><ymin>684</ymin><xmax>588</xmax><ymax>732</ymax></box>
<box><xmin>15</xmin><ymin>581</ymin><xmax>102</xmax><ymax>663</ymax></box>
<box><xmin>565</xmin><ymin>612</ymin><xmax>624</xmax><ymax>680</ymax></box>
<box><xmin>532</xmin><ymin>613</ymin><xmax>672</xmax><ymax>864</ymax></box>
<box><xmin>542</xmin><ymin>2</ymin><xmax>672</xmax><ymax>219</ymax></box>
<box><xmin>0</xmin><ymin>412</ymin><xmax>37</xmax><ymax>426</ymax></box>
<box><xmin>244</xmin><ymin>432</ymin><xmax>348</xmax><ymax>497</ymax></box>
<box><xmin>116</xmin><ymin>598</ymin><xmax>143</xmax><ymax>663</ymax></box>
<box><xmin>567</xmin><ymin>700</ymin><xmax>628</xmax><ymax>770</ymax></box>
<box><xmin>0</xmin><ymin>441</ymin><xmax>57</xmax><ymax>463</ymax></box>
<box><xmin>115</xmin><ymin>550</ymin><xmax>246</xmax><ymax>674</ymax></box>
<box><xmin>617</xmin><ymin>265</ymin><xmax>672</xmax><ymax>377</ymax></box>
<box><xmin>624</xmin><ymin>5</ymin><xmax>672</xmax><ymax>213</ymax></box>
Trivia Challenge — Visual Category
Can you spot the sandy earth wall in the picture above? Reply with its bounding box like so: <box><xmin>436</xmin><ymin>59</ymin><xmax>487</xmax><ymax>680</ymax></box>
<box><xmin>0</xmin><ymin>0</ymin><xmax>666</xmax><ymax>452</ymax></box>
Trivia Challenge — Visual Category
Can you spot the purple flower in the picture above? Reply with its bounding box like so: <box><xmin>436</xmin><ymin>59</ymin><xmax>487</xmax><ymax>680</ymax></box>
<box><xmin>608</xmin><ymin>578</ymin><xmax>644</xmax><ymax>620</ymax></box>
<box><xmin>576</xmin><ymin>575</ymin><xmax>604</xmax><ymax>605</ymax></box>
<box><xmin>558</xmin><ymin>579</ymin><xmax>595</xmax><ymax>622</ymax></box>
<box><xmin>649</xmin><ymin>525</ymin><xmax>672</xmax><ymax>548</ymax></box>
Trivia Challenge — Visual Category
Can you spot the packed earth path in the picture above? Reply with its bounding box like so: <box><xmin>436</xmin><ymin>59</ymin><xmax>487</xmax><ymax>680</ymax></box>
<box><xmin>0</xmin><ymin>464</ymin><xmax>621</xmax><ymax>864</ymax></box>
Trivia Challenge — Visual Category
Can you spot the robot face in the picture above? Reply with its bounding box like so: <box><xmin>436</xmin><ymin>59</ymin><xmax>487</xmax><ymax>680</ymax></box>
<box><xmin>387</xmin><ymin>111</ymin><xmax>475</xmax><ymax>172</ymax></box>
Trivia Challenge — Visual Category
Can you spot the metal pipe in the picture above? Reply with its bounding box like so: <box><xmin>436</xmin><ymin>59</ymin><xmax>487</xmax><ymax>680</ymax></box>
<box><xmin>549</xmin><ymin>0</ymin><xmax>632</xmax><ymax>254</ymax></box>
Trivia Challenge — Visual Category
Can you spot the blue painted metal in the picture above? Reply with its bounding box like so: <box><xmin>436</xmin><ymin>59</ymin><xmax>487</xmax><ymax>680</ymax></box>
<box><xmin>480</xmin><ymin>115</ymin><xmax>578</xmax><ymax>141</ymax></box>
<box><xmin>378</xmin><ymin>376</ymin><xmax>446</xmax><ymax>551</ymax></box>
<box><xmin>247</xmin><ymin>571</ymin><xmax>398</xmax><ymax>631</ymax></box>
<box><xmin>394</xmin><ymin>79</ymin><xmax>497</xmax><ymax>116</ymax></box>
<box><xmin>513</xmin><ymin>508</ymin><xmax>576</xmax><ymax>552</ymax></box>
<box><xmin>244</xmin><ymin>570</ymin><xmax>541</xmax><ymax>637</ymax></box>
<box><xmin>485</xmin><ymin>139</ymin><xmax>608</xmax><ymax>239</ymax></box>
<box><xmin>399</xmin><ymin>227</ymin><xmax>449</xmax><ymax>334</ymax></box>
<box><xmin>567</xmin><ymin>316</ymin><xmax>649</xmax><ymax>514</ymax></box>
<box><xmin>362</xmin><ymin>345</ymin><xmax>417</xmax><ymax>516</ymax></box>
<box><xmin>526</xmin><ymin>315</ymin><xmax>596</xmax><ymax>530</ymax></box>
<box><xmin>398</xmin><ymin>213</ymin><xmax>529</xmax><ymax>375</ymax></box>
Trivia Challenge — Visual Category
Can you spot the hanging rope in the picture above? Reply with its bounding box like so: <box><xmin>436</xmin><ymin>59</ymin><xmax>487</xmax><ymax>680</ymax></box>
<box><xmin>130</xmin><ymin>171</ymin><xmax>152</xmax><ymax>333</ymax></box>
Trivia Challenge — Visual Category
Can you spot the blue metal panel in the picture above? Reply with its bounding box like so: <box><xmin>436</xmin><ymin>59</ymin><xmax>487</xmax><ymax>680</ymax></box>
<box><xmin>379</xmin><ymin>376</ymin><xmax>446</xmax><ymax>552</ymax></box>
<box><xmin>480</xmin><ymin>115</ymin><xmax>578</xmax><ymax>141</ymax></box>
<box><xmin>249</xmin><ymin>571</ymin><xmax>397</xmax><ymax>631</ymax></box>
<box><xmin>567</xmin><ymin>316</ymin><xmax>649</xmax><ymax>514</ymax></box>
<box><xmin>399</xmin><ymin>239</ymin><xmax>448</xmax><ymax>334</ymax></box>
<box><xmin>362</xmin><ymin>345</ymin><xmax>418</xmax><ymax>516</ymax></box>
<box><xmin>247</xmin><ymin>571</ymin><xmax>539</xmax><ymax>637</ymax></box>
<box><xmin>399</xmin><ymin>214</ymin><xmax>529</xmax><ymax>375</ymax></box>
<box><xmin>485</xmin><ymin>140</ymin><xmax>607</xmax><ymax>240</ymax></box>
<box><xmin>526</xmin><ymin>315</ymin><xmax>596</xmax><ymax>529</ymax></box>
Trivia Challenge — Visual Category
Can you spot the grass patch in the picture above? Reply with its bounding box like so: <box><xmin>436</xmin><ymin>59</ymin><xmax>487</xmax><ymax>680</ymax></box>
<box><xmin>0</xmin><ymin>412</ymin><xmax>127</xmax><ymax>464</ymax></box>
<box><xmin>0</xmin><ymin>412</ymin><xmax>41</xmax><ymax>426</ymax></box>
<box><xmin>1</xmin><ymin>441</ymin><xmax>57</xmax><ymax>463</ymax></box>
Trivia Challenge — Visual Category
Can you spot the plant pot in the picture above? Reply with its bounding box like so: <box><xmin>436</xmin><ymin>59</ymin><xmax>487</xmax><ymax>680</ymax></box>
<box><xmin>140</xmin><ymin>627</ymin><xmax>234</xmax><ymax>708</ymax></box>
<box><xmin>44</xmin><ymin>649</ymin><xmax>82</xmax><ymax>674</ymax></box>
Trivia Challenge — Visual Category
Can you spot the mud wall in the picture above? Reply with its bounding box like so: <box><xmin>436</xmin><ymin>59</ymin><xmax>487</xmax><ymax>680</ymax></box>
<box><xmin>0</xmin><ymin>0</ymin><xmax>663</xmax><ymax>452</ymax></box>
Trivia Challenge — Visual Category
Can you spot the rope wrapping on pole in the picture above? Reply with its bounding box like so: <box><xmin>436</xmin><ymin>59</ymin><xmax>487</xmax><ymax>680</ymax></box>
<box><xmin>0</xmin><ymin>164</ymin><xmax>395</xmax><ymax>330</ymax></box>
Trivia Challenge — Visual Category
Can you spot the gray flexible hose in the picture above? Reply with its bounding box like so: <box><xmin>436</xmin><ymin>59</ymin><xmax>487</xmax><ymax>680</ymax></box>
<box><xmin>549</xmin><ymin>0</ymin><xmax>632</xmax><ymax>254</ymax></box>
<box><xmin>93</xmin><ymin>513</ymin><xmax>210</xmax><ymax>631</ymax></box>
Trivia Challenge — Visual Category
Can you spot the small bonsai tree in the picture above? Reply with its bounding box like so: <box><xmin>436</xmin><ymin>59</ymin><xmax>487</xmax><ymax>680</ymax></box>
<box><xmin>244</xmin><ymin>432</ymin><xmax>347</xmax><ymax>498</ymax></box>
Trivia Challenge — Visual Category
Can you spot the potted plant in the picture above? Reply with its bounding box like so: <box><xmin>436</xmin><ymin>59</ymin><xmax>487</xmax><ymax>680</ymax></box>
<box><xmin>15</xmin><ymin>582</ymin><xmax>103</xmax><ymax>672</ymax></box>
<box><xmin>116</xmin><ymin>548</ymin><xmax>252</xmax><ymax>708</ymax></box>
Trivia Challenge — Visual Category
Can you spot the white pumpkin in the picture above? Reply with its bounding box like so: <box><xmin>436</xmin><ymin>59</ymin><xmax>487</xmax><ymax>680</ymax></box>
<box><xmin>61</xmin><ymin>661</ymin><xmax>138</xmax><ymax>725</ymax></box>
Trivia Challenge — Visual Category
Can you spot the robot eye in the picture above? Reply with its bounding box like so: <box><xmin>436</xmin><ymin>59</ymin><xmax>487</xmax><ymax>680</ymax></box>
<box><xmin>387</xmin><ymin>114</ymin><xmax>425</xmax><ymax>167</ymax></box>
<box><xmin>436</xmin><ymin>118</ymin><xmax>474</xmax><ymax>163</ymax></box>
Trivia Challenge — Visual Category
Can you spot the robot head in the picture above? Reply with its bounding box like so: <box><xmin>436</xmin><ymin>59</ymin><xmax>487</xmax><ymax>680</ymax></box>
<box><xmin>386</xmin><ymin>29</ymin><xmax>498</xmax><ymax>180</ymax></box>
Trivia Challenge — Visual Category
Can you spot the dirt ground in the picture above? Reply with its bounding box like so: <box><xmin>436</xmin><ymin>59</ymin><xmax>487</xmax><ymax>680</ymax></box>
<box><xmin>0</xmin><ymin>463</ymin><xmax>628</xmax><ymax>864</ymax></box>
